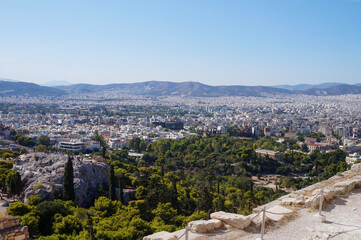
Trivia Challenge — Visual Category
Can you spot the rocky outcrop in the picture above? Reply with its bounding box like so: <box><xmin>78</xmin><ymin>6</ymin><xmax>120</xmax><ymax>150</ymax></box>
<box><xmin>14</xmin><ymin>153</ymin><xmax>109</xmax><ymax>207</ymax></box>
<box><xmin>0</xmin><ymin>213</ymin><xmax>29</xmax><ymax>240</ymax></box>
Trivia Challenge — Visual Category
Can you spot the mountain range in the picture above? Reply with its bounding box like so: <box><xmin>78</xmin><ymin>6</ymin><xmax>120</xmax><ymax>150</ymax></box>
<box><xmin>0</xmin><ymin>81</ymin><xmax>64</xmax><ymax>96</ymax></box>
<box><xmin>0</xmin><ymin>79</ymin><xmax>361</xmax><ymax>97</ymax></box>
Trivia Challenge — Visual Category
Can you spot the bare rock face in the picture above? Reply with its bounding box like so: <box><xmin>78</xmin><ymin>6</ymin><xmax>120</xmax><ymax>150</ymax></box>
<box><xmin>14</xmin><ymin>153</ymin><xmax>109</xmax><ymax>207</ymax></box>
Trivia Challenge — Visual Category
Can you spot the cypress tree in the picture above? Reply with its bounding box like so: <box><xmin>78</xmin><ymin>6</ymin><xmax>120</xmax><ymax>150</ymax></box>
<box><xmin>118</xmin><ymin>177</ymin><xmax>124</xmax><ymax>204</ymax></box>
<box><xmin>63</xmin><ymin>156</ymin><xmax>75</xmax><ymax>201</ymax></box>
<box><xmin>6</xmin><ymin>171</ymin><xmax>22</xmax><ymax>197</ymax></box>
<box><xmin>109</xmin><ymin>165</ymin><xmax>116</xmax><ymax>200</ymax></box>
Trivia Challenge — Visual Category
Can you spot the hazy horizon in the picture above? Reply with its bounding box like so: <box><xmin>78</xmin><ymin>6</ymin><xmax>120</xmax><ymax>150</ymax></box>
<box><xmin>1</xmin><ymin>0</ymin><xmax>361</xmax><ymax>86</ymax></box>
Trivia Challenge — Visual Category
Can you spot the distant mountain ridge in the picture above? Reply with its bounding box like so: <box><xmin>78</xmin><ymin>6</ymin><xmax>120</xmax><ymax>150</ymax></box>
<box><xmin>58</xmin><ymin>81</ymin><xmax>361</xmax><ymax>96</ymax></box>
<box><xmin>273</xmin><ymin>82</ymin><xmax>345</xmax><ymax>91</ymax></box>
<box><xmin>0</xmin><ymin>79</ymin><xmax>361</xmax><ymax>97</ymax></box>
<box><xmin>0</xmin><ymin>81</ymin><xmax>64</xmax><ymax>96</ymax></box>
<box><xmin>57</xmin><ymin>81</ymin><xmax>292</xmax><ymax>97</ymax></box>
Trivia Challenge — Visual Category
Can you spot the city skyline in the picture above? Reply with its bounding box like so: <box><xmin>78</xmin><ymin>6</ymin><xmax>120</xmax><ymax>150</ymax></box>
<box><xmin>1</xmin><ymin>0</ymin><xmax>361</xmax><ymax>85</ymax></box>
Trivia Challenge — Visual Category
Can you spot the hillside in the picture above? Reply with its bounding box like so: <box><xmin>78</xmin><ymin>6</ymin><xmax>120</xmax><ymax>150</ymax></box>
<box><xmin>274</xmin><ymin>82</ymin><xmax>344</xmax><ymax>91</ymax></box>
<box><xmin>301</xmin><ymin>84</ymin><xmax>361</xmax><ymax>95</ymax></box>
<box><xmin>58</xmin><ymin>81</ymin><xmax>292</xmax><ymax>96</ymax></box>
<box><xmin>57</xmin><ymin>81</ymin><xmax>361</xmax><ymax>96</ymax></box>
<box><xmin>0</xmin><ymin>81</ymin><xmax>65</xmax><ymax>96</ymax></box>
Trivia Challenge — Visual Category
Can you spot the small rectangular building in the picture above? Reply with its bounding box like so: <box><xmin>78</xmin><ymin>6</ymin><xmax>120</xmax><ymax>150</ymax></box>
<box><xmin>57</xmin><ymin>141</ymin><xmax>85</xmax><ymax>152</ymax></box>
<box><xmin>255</xmin><ymin>149</ymin><xmax>283</xmax><ymax>161</ymax></box>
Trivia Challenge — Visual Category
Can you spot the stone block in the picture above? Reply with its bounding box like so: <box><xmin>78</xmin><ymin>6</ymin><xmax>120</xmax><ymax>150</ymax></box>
<box><xmin>208</xmin><ymin>219</ymin><xmax>222</xmax><ymax>229</ymax></box>
<box><xmin>188</xmin><ymin>220</ymin><xmax>215</xmax><ymax>233</ymax></box>
<box><xmin>265</xmin><ymin>205</ymin><xmax>293</xmax><ymax>222</ymax></box>
<box><xmin>281</xmin><ymin>197</ymin><xmax>303</xmax><ymax>205</ymax></box>
<box><xmin>210</xmin><ymin>211</ymin><xmax>250</xmax><ymax>229</ymax></box>
<box><xmin>143</xmin><ymin>231</ymin><xmax>177</xmax><ymax>240</ymax></box>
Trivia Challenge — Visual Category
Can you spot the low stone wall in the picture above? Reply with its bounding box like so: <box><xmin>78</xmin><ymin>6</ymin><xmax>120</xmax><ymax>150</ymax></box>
<box><xmin>0</xmin><ymin>214</ymin><xmax>29</xmax><ymax>240</ymax></box>
<box><xmin>144</xmin><ymin>163</ymin><xmax>361</xmax><ymax>240</ymax></box>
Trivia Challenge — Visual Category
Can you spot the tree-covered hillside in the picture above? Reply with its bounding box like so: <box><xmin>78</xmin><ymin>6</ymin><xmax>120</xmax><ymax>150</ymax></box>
<box><xmin>4</xmin><ymin>135</ymin><xmax>347</xmax><ymax>239</ymax></box>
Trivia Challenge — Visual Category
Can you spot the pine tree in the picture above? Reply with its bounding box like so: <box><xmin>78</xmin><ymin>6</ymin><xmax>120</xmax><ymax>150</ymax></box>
<box><xmin>109</xmin><ymin>165</ymin><xmax>116</xmax><ymax>200</ymax></box>
<box><xmin>63</xmin><ymin>156</ymin><xmax>75</xmax><ymax>201</ymax></box>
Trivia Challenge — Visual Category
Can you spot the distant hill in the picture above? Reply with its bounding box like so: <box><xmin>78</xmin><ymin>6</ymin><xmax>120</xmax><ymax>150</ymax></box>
<box><xmin>0</xmin><ymin>81</ymin><xmax>65</xmax><ymax>96</ymax></box>
<box><xmin>58</xmin><ymin>81</ymin><xmax>292</xmax><ymax>97</ymax></box>
<box><xmin>43</xmin><ymin>80</ymin><xmax>72</xmax><ymax>87</ymax></box>
<box><xmin>273</xmin><ymin>82</ymin><xmax>345</xmax><ymax>91</ymax></box>
<box><xmin>0</xmin><ymin>78</ymin><xmax>19</xmax><ymax>82</ymax></box>
<box><xmin>300</xmin><ymin>84</ymin><xmax>361</xmax><ymax>95</ymax></box>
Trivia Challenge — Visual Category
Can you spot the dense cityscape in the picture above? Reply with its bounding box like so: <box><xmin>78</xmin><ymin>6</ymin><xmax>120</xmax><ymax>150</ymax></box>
<box><xmin>0</xmin><ymin>91</ymin><xmax>360</xmax><ymax>239</ymax></box>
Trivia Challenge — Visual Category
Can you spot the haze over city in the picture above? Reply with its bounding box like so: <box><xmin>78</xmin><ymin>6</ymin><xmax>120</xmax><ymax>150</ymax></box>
<box><xmin>1</xmin><ymin>0</ymin><xmax>361</xmax><ymax>86</ymax></box>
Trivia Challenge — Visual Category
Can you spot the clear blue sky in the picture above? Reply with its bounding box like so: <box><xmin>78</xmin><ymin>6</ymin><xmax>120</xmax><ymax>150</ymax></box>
<box><xmin>1</xmin><ymin>0</ymin><xmax>361</xmax><ymax>86</ymax></box>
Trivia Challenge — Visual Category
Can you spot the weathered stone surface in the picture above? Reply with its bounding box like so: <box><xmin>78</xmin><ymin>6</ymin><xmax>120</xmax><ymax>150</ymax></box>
<box><xmin>266</xmin><ymin>205</ymin><xmax>293</xmax><ymax>222</ymax></box>
<box><xmin>210</xmin><ymin>211</ymin><xmax>251</xmax><ymax>229</ymax></box>
<box><xmin>188</xmin><ymin>219</ymin><xmax>222</xmax><ymax>233</ymax></box>
<box><xmin>14</xmin><ymin>153</ymin><xmax>109</xmax><ymax>207</ymax></box>
<box><xmin>189</xmin><ymin>220</ymin><xmax>215</xmax><ymax>233</ymax></box>
<box><xmin>248</xmin><ymin>212</ymin><xmax>268</xmax><ymax>228</ymax></box>
<box><xmin>281</xmin><ymin>197</ymin><xmax>303</xmax><ymax>205</ymax></box>
<box><xmin>305</xmin><ymin>194</ymin><xmax>322</xmax><ymax>208</ymax></box>
<box><xmin>143</xmin><ymin>231</ymin><xmax>177</xmax><ymax>240</ymax></box>
<box><xmin>333</xmin><ymin>179</ymin><xmax>358</xmax><ymax>193</ymax></box>
<box><xmin>0</xmin><ymin>214</ymin><xmax>29</xmax><ymax>240</ymax></box>
<box><xmin>208</xmin><ymin>219</ymin><xmax>222</xmax><ymax>229</ymax></box>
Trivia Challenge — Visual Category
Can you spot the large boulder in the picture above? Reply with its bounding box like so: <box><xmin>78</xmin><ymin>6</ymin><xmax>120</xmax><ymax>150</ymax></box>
<box><xmin>281</xmin><ymin>196</ymin><xmax>304</xmax><ymax>206</ymax></box>
<box><xmin>265</xmin><ymin>205</ymin><xmax>293</xmax><ymax>222</ymax></box>
<box><xmin>143</xmin><ymin>231</ymin><xmax>177</xmax><ymax>240</ymax></box>
<box><xmin>210</xmin><ymin>211</ymin><xmax>251</xmax><ymax>229</ymax></box>
<box><xmin>14</xmin><ymin>153</ymin><xmax>109</xmax><ymax>207</ymax></box>
<box><xmin>188</xmin><ymin>219</ymin><xmax>222</xmax><ymax>233</ymax></box>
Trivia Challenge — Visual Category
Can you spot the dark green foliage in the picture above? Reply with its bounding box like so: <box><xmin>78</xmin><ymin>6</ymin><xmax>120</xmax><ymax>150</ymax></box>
<box><xmin>38</xmin><ymin>134</ymin><xmax>50</xmax><ymax>146</ymax></box>
<box><xmin>15</xmin><ymin>134</ymin><xmax>36</xmax><ymax>147</ymax></box>
<box><xmin>63</xmin><ymin>156</ymin><xmax>75</xmax><ymax>201</ymax></box>
<box><xmin>6</xmin><ymin>171</ymin><xmax>22</xmax><ymax>196</ymax></box>
<box><xmin>36</xmin><ymin>201</ymin><xmax>68</xmax><ymax>235</ymax></box>
<box><xmin>129</xmin><ymin>137</ymin><xmax>142</xmax><ymax>152</ymax></box>
<box><xmin>7</xmin><ymin>202</ymin><xmax>32</xmax><ymax>216</ymax></box>
<box><xmin>92</xmin><ymin>130</ymin><xmax>106</xmax><ymax>148</ymax></box>
<box><xmin>109</xmin><ymin>165</ymin><xmax>116</xmax><ymax>201</ymax></box>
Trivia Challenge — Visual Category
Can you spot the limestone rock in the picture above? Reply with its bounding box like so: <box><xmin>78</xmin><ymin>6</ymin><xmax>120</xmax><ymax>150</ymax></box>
<box><xmin>14</xmin><ymin>153</ymin><xmax>109</xmax><ymax>207</ymax></box>
<box><xmin>188</xmin><ymin>220</ymin><xmax>215</xmax><ymax>233</ymax></box>
<box><xmin>248</xmin><ymin>212</ymin><xmax>268</xmax><ymax>228</ymax></box>
<box><xmin>333</xmin><ymin>179</ymin><xmax>359</xmax><ymax>193</ymax></box>
<box><xmin>281</xmin><ymin>197</ymin><xmax>303</xmax><ymax>205</ymax></box>
<box><xmin>265</xmin><ymin>205</ymin><xmax>293</xmax><ymax>222</ymax></box>
<box><xmin>210</xmin><ymin>211</ymin><xmax>251</xmax><ymax>229</ymax></box>
<box><xmin>351</xmin><ymin>163</ymin><xmax>361</xmax><ymax>171</ymax></box>
<box><xmin>208</xmin><ymin>219</ymin><xmax>223</xmax><ymax>229</ymax></box>
<box><xmin>143</xmin><ymin>231</ymin><xmax>177</xmax><ymax>240</ymax></box>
